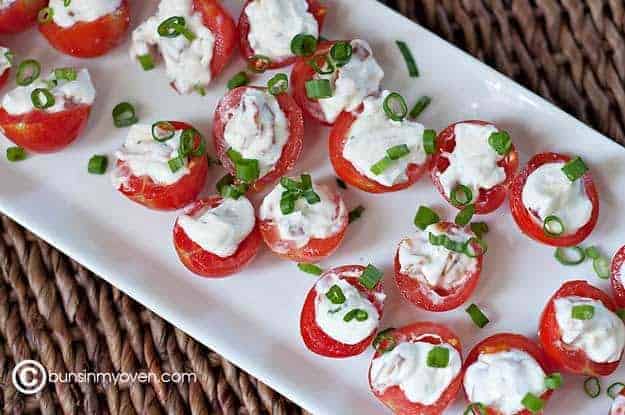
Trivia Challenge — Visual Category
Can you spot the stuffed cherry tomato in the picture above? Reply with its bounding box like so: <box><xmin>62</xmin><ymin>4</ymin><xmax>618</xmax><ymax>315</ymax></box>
<box><xmin>395</xmin><ymin>221</ymin><xmax>484</xmax><ymax>312</ymax></box>
<box><xmin>130</xmin><ymin>0</ymin><xmax>236</xmax><ymax>94</ymax></box>
<box><xmin>173</xmin><ymin>195</ymin><xmax>261</xmax><ymax>277</ymax></box>
<box><xmin>430</xmin><ymin>120</ymin><xmax>519</xmax><ymax>214</ymax></box>
<box><xmin>611</xmin><ymin>245</ymin><xmax>625</xmax><ymax>307</ymax></box>
<box><xmin>0</xmin><ymin>66</ymin><xmax>94</xmax><ymax>153</ymax></box>
<box><xmin>112</xmin><ymin>122</ymin><xmax>208</xmax><ymax>210</ymax></box>
<box><xmin>0</xmin><ymin>0</ymin><xmax>47</xmax><ymax>34</ymax></box>
<box><xmin>38</xmin><ymin>0</ymin><xmax>130</xmax><ymax>58</ymax></box>
<box><xmin>369</xmin><ymin>322</ymin><xmax>463</xmax><ymax>415</ymax></box>
<box><xmin>238</xmin><ymin>0</ymin><xmax>326</xmax><ymax>70</ymax></box>
<box><xmin>329</xmin><ymin>91</ymin><xmax>430</xmax><ymax>193</ymax></box>
<box><xmin>259</xmin><ymin>174</ymin><xmax>347</xmax><ymax>262</ymax></box>
<box><xmin>509</xmin><ymin>152</ymin><xmax>599</xmax><ymax>247</ymax></box>
<box><xmin>538</xmin><ymin>280</ymin><xmax>625</xmax><ymax>376</ymax></box>
<box><xmin>291</xmin><ymin>39</ymin><xmax>383</xmax><ymax>125</ymax></box>
<box><xmin>213</xmin><ymin>86</ymin><xmax>304</xmax><ymax>192</ymax></box>
<box><xmin>300</xmin><ymin>264</ymin><xmax>385</xmax><ymax>358</ymax></box>
<box><xmin>0</xmin><ymin>47</ymin><xmax>12</xmax><ymax>89</ymax></box>
<box><xmin>463</xmin><ymin>333</ymin><xmax>554</xmax><ymax>415</ymax></box>
<box><xmin>611</xmin><ymin>388</ymin><xmax>625</xmax><ymax>415</ymax></box>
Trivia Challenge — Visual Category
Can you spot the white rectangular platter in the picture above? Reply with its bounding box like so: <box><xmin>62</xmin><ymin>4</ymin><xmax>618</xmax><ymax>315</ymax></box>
<box><xmin>2</xmin><ymin>1</ymin><xmax>625</xmax><ymax>414</ymax></box>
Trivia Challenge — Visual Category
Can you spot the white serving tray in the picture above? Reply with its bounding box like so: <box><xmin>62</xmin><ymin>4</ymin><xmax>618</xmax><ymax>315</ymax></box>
<box><xmin>2</xmin><ymin>1</ymin><xmax>625</xmax><ymax>414</ymax></box>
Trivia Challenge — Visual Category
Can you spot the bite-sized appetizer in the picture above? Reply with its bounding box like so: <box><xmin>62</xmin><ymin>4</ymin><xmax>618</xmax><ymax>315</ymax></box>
<box><xmin>369</xmin><ymin>322</ymin><xmax>463</xmax><ymax>415</ymax></box>
<box><xmin>259</xmin><ymin>174</ymin><xmax>347</xmax><ymax>262</ymax></box>
<box><xmin>611</xmin><ymin>245</ymin><xmax>625</xmax><ymax>307</ymax></box>
<box><xmin>238</xmin><ymin>0</ymin><xmax>326</xmax><ymax>70</ymax></box>
<box><xmin>213</xmin><ymin>85</ymin><xmax>304</xmax><ymax>192</ymax></box>
<box><xmin>463</xmin><ymin>333</ymin><xmax>554</xmax><ymax>415</ymax></box>
<box><xmin>0</xmin><ymin>47</ymin><xmax>12</xmax><ymax>88</ymax></box>
<box><xmin>112</xmin><ymin>122</ymin><xmax>208</xmax><ymax>210</ymax></box>
<box><xmin>611</xmin><ymin>388</ymin><xmax>625</xmax><ymax>415</ymax></box>
<box><xmin>510</xmin><ymin>152</ymin><xmax>599</xmax><ymax>247</ymax></box>
<box><xmin>38</xmin><ymin>0</ymin><xmax>130</xmax><ymax>58</ymax></box>
<box><xmin>300</xmin><ymin>264</ymin><xmax>385</xmax><ymax>358</ymax></box>
<box><xmin>173</xmin><ymin>194</ymin><xmax>261</xmax><ymax>277</ymax></box>
<box><xmin>329</xmin><ymin>91</ymin><xmax>430</xmax><ymax>193</ymax></box>
<box><xmin>539</xmin><ymin>280</ymin><xmax>625</xmax><ymax>376</ymax></box>
<box><xmin>291</xmin><ymin>39</ymin><xmax>384</xmax><ymax>125</ymax></box>
<box><xmin>431</xmin><ymin>120</ymin><xmax>519</xmax><ymax>214</ymax></box>
<box><xmin>0</xmin><ymin>0</ymin><xmax>47</xmax><ymax>34</ymax></box>
<box><xmin>394</xmin><ymin>221</ymin><xmax>485</xmax><ymax>312</ymax></box>
<box><xmin>130</xmin><ymin>0</ymin><xmax>236</xmax><ymax>94</ymax></box>
<box><xmin>0</xmin><ymin>64</ymin><xmax>94</xmax><ymax>153</ymax></box>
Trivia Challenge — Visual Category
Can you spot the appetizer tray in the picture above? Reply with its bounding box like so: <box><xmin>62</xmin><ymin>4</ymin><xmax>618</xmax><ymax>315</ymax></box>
<box><xmin>2</xmin><ymin>0</ymin><xmax>625</xmax><ymax>413</ymax></box>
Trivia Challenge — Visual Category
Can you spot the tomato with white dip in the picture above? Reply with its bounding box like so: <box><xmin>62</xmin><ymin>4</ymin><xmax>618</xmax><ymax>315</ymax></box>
<box><xmin>0</xmin><ymin>0</ymin><xmax>47</xmax><ymax>34</ymax></box>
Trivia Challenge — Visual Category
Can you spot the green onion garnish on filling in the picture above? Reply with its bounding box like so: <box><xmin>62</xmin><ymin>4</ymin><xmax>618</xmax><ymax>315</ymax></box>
<box><xmin>4</xmin><ymin>50</ymin><xmax>14</xmax><ymax>65</ymax></box>
<box><xmin>465</xmin><ymin>303</ymin><xmax>489</xmax><ymax>328</ymax></box>
<box><xmin>464</xmin><ymin>237</ymin><xmax>488</xmax><ymax>257</ymax></box>
<box><xmin>617</xmin><ymin>309</ymin><xmax>625</xmax><ymax>321</ymax></box>
<box><xmin>167</xmin><ymin>156</ymin><xmax>184</xmax><ymax>173</ymax></box>
<box><xmin>297</xmin><ymin>263</ymin><xmax>323</xmax><ymax>276</ymax></box>
<box><xmin>608</xmin><ymin>382</ymin><xmax>625</xmax><ymax>399</ymax></box>
<box><xmin>470</xmin><ymin>222</ymin><xmax>489</xmax><ymax>239</ymax></box>
<box><xmin>413</xmin><ymin>206</ymin><xmax>440</xmax><ymax>231</ymax></box>
<box><xmin>227</xmin><ymin>71</ymin><xmax>249</xmax><ymax>90</ymax></box>
<box><xmin>487</xmin><ymin>131</ymin><xmax>512</xmax><ymax>156</ymax></box>
<box><xmin>216</xmin><ymin>174</ymin><xmax>248</xmax><ymax>199</ymax></box>
<box><xmin>386</xmin><ymin>144</ymin><xmax>410</xmax><ymax>160</ymax></box>
<box><xmin>544</xmin><ymin>373</ymin><xmax>563</xmax><ymax>390</ymax></box>
<box><xmin>226</xmin><ymin>148</ymin><xmax>259</xmax><ymax>183</ymax></box>
<box><xmin>54</xmin><ymin>67</ymin><xmax>77</xmax><ymax>81</ymax></box>
<box><xmin>372</xmin><ymin>328</ymin><xmax>396</xmax><ymax>354</ymax></box>
<box><xmin>593</xmin><ymin>256</ymin><xmax>611</xmax><ymax>279</ymax></box>
<box><xmin>348</xmin><ymin>206</ymin><xmax>364</xmax><ymax>224</ymax></box>
<box><xmin>151</xmin><ymin>121</ymin><xmax>176</xmax><ymax>142</ymax></box>
<box><xmin>395</xmin><ymin>40</ymin><xmax>419</xmax><ymax>77</ymax></box>
<box><xmin>38</xmin><ymin>7</ymin><xmax>54</xmax><ymax>23</ymax></box>
<box><xmin>329</xmin><ymin>41</ymin><xmax>352</xmax><ymax>67</ymax></box>
<box><xmin>16</xmin><ymin>59</ymin><xmax>41</xmax><ymax>86</ymax></box>
<box><xmin>87</xmin><ymin>155</ymin><xmax>108</xmax><ymax>175</ymax></box>
<box><xmin>308</xmin><ymin>56</ymin><xmax>335</xmax><ymax>75</ymax></box>
<box><xmin>291</xmin><ymin>33</ymin><xmax>318</xmax><ymax>57</ymax></box>
<box><xmin>426</xmin><ymin>346</ymin><xmax>450</xmax><ymax>368</ymax></box>
<box><xmin>278</xmin><ymin>174</ymin><xmax>320</xmax><ymax>214</ymax></box>
<box><xmin>359</xmin><ymin>264</ymin><xmax>383</xmax><ymax>289</ymax></box>
<box><xmin>383</xmin><ymin>92</ymin><xmax>408</xmax><ymax>122</ymax></box>
<box><xmin>409</xmin><ymin>96</ymin><xmax>431</xmax><ymax>119</ymax></box>
<box><xmin>585</xmin><ymin>246</ymin><xmax>600</xmax><ymax>259</ymax></box>
<box><xmin>325</xmin><ymin>284</ymin><xmax>346</xmax><ymax>304</ymax></box>
<box><xmin>137</xmin><ymin>54</ymin><xmax>155</xmax><ymax>71</ymax></box>
<box><xmin>305</xmin><ymin>79</ymin><xmax>332</xmax><ymax>99</ymax></box>
<box><xmin>157</xmin><ymin>16</ymin><xmax>195</xmax><ymax>41</ymax></box>
<box><xmin>521</xmin><ymin>392</ymin><xmax>544</xmax><ymax>414</ymax></box>
<box><xmin>463</xmin><ymin>403</ymin><xmax>486</xmax><ymax>415</ymax></box>
<box><xmin>543</xmin><ymin>215</ymin><xmax>565</xmax><ymax>236</ymax></box>
<box><xmin>370</xmin><ymin>156</ymin><xmax>393</xmax><ymax>175</ymax></box>
<box><xmin>6</xmin><ymin>146</ymin><xmax>26</xmax><ymax>162</ymax></box>
<box><xmin>422</xmin><ymin>129</ymin><xmax>437</xmax><ymax>155</ymax></box>
<box><xmin>268</xmin><ymin>73</ymin><xmax>288</xmax><ymax>95</ymax></box>
<box><xmin>455</xmin><ymin>204</ymin><xmax>475</xmax><ymax>226</ymax></box>
<box><xmin>343</xmin><ymin>308</ymin><xmax>368</xmax><ymax>322</ymax></box>
<box><xmin>112</xmin><ymin>102</ymin><xmax>138</xmax><ymax>128</ymax></box>
<box><xmin>31</xmin><ymin>88</ymin><xmax>55</xmax><ymax>109</ymax></box>
<box><xmin>561</xmin><ymin>156</ymin><xmax>588</xmax><ymax>182</ymax></box>
<box><xmin>450</xmin><ymin>184</ymin><xmax>473</xmax><ymax>207</ymax></box>
<box><xmin>572</xmin><ymin>304</ymin><xmax>594</xmax><ymax>320</ymax></box>
<box><xmin>554</xmin><ymin>246</ymin><xmax>585</xmax><ymax>265</ymax></box>
<box><xmin>584</xmin><ymin>376</ymin><xmax>601</xmax><ymax>398</ymax></box>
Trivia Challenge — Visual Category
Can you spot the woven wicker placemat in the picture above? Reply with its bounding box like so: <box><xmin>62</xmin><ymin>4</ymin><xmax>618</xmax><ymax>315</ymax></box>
<box><xmin>2</xmin><ymin>2</ymin><xmax>624</xmax><ymax>415</ymax></box>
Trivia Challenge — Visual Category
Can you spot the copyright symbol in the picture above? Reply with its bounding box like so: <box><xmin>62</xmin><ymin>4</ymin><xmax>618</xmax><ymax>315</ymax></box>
<box><xmin>12</xmin><ymin>360</ymin><xmax>47</xmax><ymax>395</ymax></box>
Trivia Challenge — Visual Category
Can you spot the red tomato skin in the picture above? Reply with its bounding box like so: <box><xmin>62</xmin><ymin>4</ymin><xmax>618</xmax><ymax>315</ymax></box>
<box><xmin>193</xmin><ymin>0</ymin><xmax>237</xmax><ymax>77</ymax></box>
<box><xmin>368</xmin><ymin>322</ymin><xmax>463</xmax><ymax>415</ymax></box>
<box><xmin>430</xmin><ymin>120</ymin><xmax>519</xmax><ymax>214</ymax></box>
<box><xmin>0</xmin><ymin>0</ymin><xmax>47</xmax><ymax>34</ymax></box>
<box><xmin>173</xmin><ymin>196</ymin><xmax>261</xmax><ymax>278</ymax></box>
<box><xmin>237</xmin><ymin>0</ymin><xmax>327</xmax><ymax>69</ymax></box>
<box><xmin>0</xmin><ymin>104</ymin><xmax>91</xmax><ymax>153</ymax></box>
<box><xmin>611</xmin><ymin>245</ymin><xmax>625</xmax><ymax>307</ymax></box>
<box><xmin>0</xmin><ymin>69</ymin><xmax>9</xmax><ymax>89</ymax></box>
<box><xmin>213</xmin><ymin>86</ymin><xmax>304</xmax><ymax>192</ymax></box>
<box><xmin>115</xmin><ymin>122</ymin><xmax>209</xmax><ymax>211</ymax></box>
<box><xmin>463</xmin><ymin>333</ymin><xmax>554</xmax><ymax>415</ymax></box>
<box><xmin>394</xmin><ymin>222</ymin><xmax>483</xmax><ymax>312</ymax></box>
<box><xmin>329</xmin><ymin>110</ymin><xmax>428</xmax><ymax>193</ymax></box>
<box><xmin>509</xmin><ymin>152</ymin><xmax>599</xmax><ymax>247</ymax></box>
<box><xmin>300</xmin><ymin>265</ymin><xmax>384</xmax><ymax>358</ymax></box>
<box><xmin>538</xmin><ymin>280</ymin><xmax>621</xmax><ymax>376</ymax></box>
<box><xmin>38</xmin><ymin>0</ymin><xmax>130</xmax><ymax>58</ymax></box>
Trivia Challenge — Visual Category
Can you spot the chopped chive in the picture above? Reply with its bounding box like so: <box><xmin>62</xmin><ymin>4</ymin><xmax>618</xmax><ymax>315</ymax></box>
<box><xmin>217</xmin><ymin>174</ymin><xmax>247</xmax><ymax>199</ymax></box>
<box><xmin>426</xmin><ymin>346</ymin><xmax>450</xmax><ymax>368</ymax></box>
<box><xmin>281</xmin><ymin>176</ymin><xmax>303</xmax><ymax>191</ymax></box>
<box><xmin>543</xmin><ymin>215</ymin><xmax>565</xmax><ymax>236</ymax></box>
<box><xmin>585</xmin><ymin>246</ymin><xmax>600</xmax><ymax>259</ymax></box>
<box><xmin>53</xmin><ymin>67</ymin><xmax>77</xmax><ymax>81</ymax></box>
<box><xmin>16</xmin><ymin>59</ymin><xmax>41</xmax><ymax>86</ymax></box>
<box><xmin>300</xmin><ymin>174</ymin><xmax>312</xmax><ymax>190</ymax></box>
<box><xmin>302</xmin><ymin>190</ymin><xmax>321</xmax><ymax>204</ymax></box>
<box><xmin>336</xmin><ymin>178</ymin><xmax>347</xmax><ymax>189</ymax></box>
<box><xmin>466</xmin><ymin>303</ymin><xmax>489</xmax><ymax>328</ymax></box>
<box><xmin>157</xmin><ymin>16</ymin><xmax>189</xmax><ymax>39</ymax></box>
<box><xmin>455</xmin><ymin>204</ymin><xmax>475</xmax><ymax>226</ymax></box>
<box><xmin>87</xmin><ymin>155</ymin><xmax>107</xmax><ymax>174</ymax></box>
<box><xmin>414</xmin><ymin>206</ymin><xmax>440</xmax><ymax>230</ymax></box>
<box><xmin>562</xmin><ymin>156</ymin><xmax>588</xmax><ymax>182</ymax></box>
<box><xmin>280</xmin><ymin>193</ymin><xmax>295</xmax><ymax>215</ymax></box>
<box><xmin>151</xmin><ymin>121</ymin><xmax>175</xmax><ymax>142</ymax></box>
<box><xmin>359</xmin><ymin>264</ymin><xmax>383</xmax><ymax>289</ymax></box>
<box><xmin>31</xmin><ymin>88</ymin><xmax>55</xmax><ymax>109</ymax></box>
<box><xmin>291</xmin><ymin>33</ymin><xmax>318</xmax><ymax>56</ymax></box>
<box><xmin>521</xmin><ymin>393</ymin><xmax>544</xmax><ymax>413</ymax></box>
<box><xmin>372</xmin><ymin>328</ymin><xmax>396</xmax><ymax>354</ymax></box>
<box><xmin>395</xmin><ymin>40</ymin><xmax>419</xmax><ymax>77</ymax></box>
<box><xmin>64</xmin><ymin>0</ymin><xmax>70</xmax><ymax>5</ymax></box>
<box><xmin>344</xmin><ymin>308</ymin><xmax>368</xmax><ymax>322</ymax></box>
<box><xmin>450</xmin><ymin>184</ymin><xmax>473</xmax><ymax>207</ymax></box>
<box><xmin>545</xmin><ymin>373</ymin><xmax>563</xmax><ymax>390</ymax></box>
<box><xmin>38</xmin><ymin>7</ymin><xmax>54</xmax><ymax>23</ymax></box>
<box><xmin>463</xmin><ymin>403</ymin><xmax>486</xmax><ymax>415</ymax></box>
<box><xmin>370</xmin><ymin>156</ymin><xmax>393</xmax><ymax>175</ymax></box>
<box><xmin>138</xmin><ymin>54</ymin><xmax>155</xmax><ymax>71</ymax></box>
<box><xmin>409</xmin><ymin>96</ymin><xmax>431</xmax><ymax>119</ymax></box>
<box><xmin>593</xmin><ymin>256</ymin><xmax>611</xmax><ymax>279</ymax></box>
<box><xmin>6</xmin><ymin>146</ymin><xmax>26</xmax><ymax>162</ymax></box>
<box><xmin>554</xmin><ymin>246</ymin><xmax>585</xmax><ymax>265</ymax></box>
<box><xmin>348</xmin><ymin>206</ymin><xmax>365</xmax><ymax>224</ymax></box>
<box><xmin>422</xmin><ymin>129</ymin><xmax>437</xmax><ymax>155</ymax></box>
<box><xmin>383</xmin><ymin>92</ymin><xmax>408</xmax><ymax>122</ymax></box>
<box><xmin>584</xmin><ymin>376</ymin><xmax>601</xmax><ymax>398</ymax></box>
<box><xmin>487</xmin><ymin>131</ymin><xmax>512</xmax><ymax>156</ymax></box>
<box><xmin>268</xmin><ymin>73</ymin><xmax>288</xmax><ymax>95</ymax></box>
<box><xmin>297</xmin><ymin>263</ymin><xmax>323</xmax><ymax>276</ymax></box>
<box><xmin>227</xmin><ymin>71</ymin><xmax>249</xmax><ymax>90</ymax></box>
<box><xmin>608</xmin><ymin>382</ymin><xmax>625</xmax><ymax>399</ymax></box>
<box><xmin>470</xmin><ymin>222</ymin><xmax>489</xmax><ymax>239</ymax></box>
<box><xmin>305</xmin><ymin>79</ymin><xmax>332</xmax><ymax>99</ymax></box>
<box><xmin>386</xmin><ymin>144</ymin><xmax>410</xmax><ymax>160</ymax></box>
<box><xmin>325</xmin><ymin>285</ymin><xmax>346</xmax><ymax>304</ymax></box>
<box><xmin>112</xmin><ymin>102</ymin><xmax>138</xmax><ymax>127</ymax></box>
<box><xmin>168</xmin><ymin>157</ymin><xmax>184</xmax><ymax>173</ymax></box>
<box><xmin>572</xmin><ymin>304</ymin><xmax>594</xmax><ymax>320</ymax></box>
<box><xmin>330</xmin><ymin>41</ymin><xmax>352</xmax><ymax>67</ymax></box>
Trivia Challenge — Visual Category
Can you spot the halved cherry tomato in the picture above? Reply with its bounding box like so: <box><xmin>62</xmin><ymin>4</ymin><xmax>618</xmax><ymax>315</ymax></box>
<box><xmin>328</xmin><ymin>109</ymin><xmax>428</xmax><ymax>193</ymax></box>
<box><xmin>509</xmin><ymin>152</ymin><xmax>599</xmax><ymax>247</ymax></box>
<box><xmin>369</xmin><ymin>322</ymin><xmax>463</xmax><ymax>415</ymax></box>
<box><xmin>0</xmin><ymin>103</ymin><xmax>91</xmax><ymax>153</ymax></box>
<box><xmin>213</xmin><ymin>85</ymin><xmax>304</xmax><ymax>192</ymax></box>
<box><xmin>0</xmin><ymin>68</ymin><xmax>10</xmax><ymax>89</ymax></box>
<box><xmin>193</xmin><ymin>0</ymin><xmax>237</xmax><ymax>77</ymax></box>
<box><xmin>0</xmin><ymin>0</ymin><xmax>46</xmax><ymax>34</ymax></box>
<box><xmin>237</xmin><ymin>0</ymin><xmax>327</xmax><ymax>69</ymax></box>
<box><xmin>173</xmin><ymin>195</ymin><xmax>261</xmax><ymax>278</ymax></box>
<box><xmin>538</xmin><ymin>280</ymin><xmax>622</xmax><ymax>376</ymax></box>
<box><xmin>300</xmin><ymin>265</ymin><xmax>384</xmax><ymax>358</ymax></box>
<box><xmin>38</xmin><ymin>0</ymin><xmax>130</xmax><ymax>58</ymax></box>
<box><xmin>463</xmin><ymin>333</ymin><xmax>554</xmax><ymax>415</ymax></box>
<box><xmin>611</xmin><ymin>245</ymin><xmax>625</xmax><ymax>307</ymax></box>
<box><xmin>115</xmin><ymin>121</ymin><xmax>208</xmax><ymax>211</ymax></box>
<box><xmin>394</xmin><ymin>222</ymin><xmax>483</xmax><ymax>312</ymax></box>
<box><xmin>430</xmin><ymin>120</ymin><xmax>519</xmax><ymax>214</ymax></box>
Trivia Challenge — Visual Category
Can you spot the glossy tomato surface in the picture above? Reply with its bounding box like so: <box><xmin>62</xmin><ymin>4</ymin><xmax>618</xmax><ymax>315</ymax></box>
<box><xmin>430</xmin><ymin>120</ymin><xmax>519</xmax><ymax>214</ymax></box>
<box><xmin>611</xmin><ymin>245</ymin><xmax>625</xmax><ymax>307</ymax></box>
<box><xmin>193</xmin><ymin>0</ymin><xmax>237</xmax><ymax>77</ymax></box>
<box><xmin>369</xmin><ymin>322</ymin><xmax>463</xmax><ymax>415</ymax></box>
<box><xmin>173</xmin><ymin>195</ymin><xmax>261</xmax><ymax>278</ymax></box>
<box><xmin>509</xmin><ymin>152</ymin><xmax>599</xmax><ymax>247</ymax></box>
<box><xmin>538</xmin><ymin>280</ymin><xmax>621</xmax><ymax>375</ymax></box>
<box><xmin>0</xmin><ymin>68</ymin><xmax>9</xmax><ymax>89</ymax></box>
<box><xmin>300</xmin><ymin>265</ymin><xmax>384</xmax><ymax>358</ymax></box>
<box><xmin>0</xmin><ymin>0</ymin><xmax>46</xmax><ymax>34</ymax></box>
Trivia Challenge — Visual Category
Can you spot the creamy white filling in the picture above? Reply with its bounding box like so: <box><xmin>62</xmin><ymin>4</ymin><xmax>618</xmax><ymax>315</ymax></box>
<box><xmin>611</xmin><ymin>394</ymin><xmax>625</xmax><ymax>415</ymax></box>
<box><xmin>522</xmin><ymin>162</ymin><xmax>592</xmax><ymax>234</ymax></box>
<box><xmin>245</xmin><ymin>0</ymin><xmax>318</xmax><ymax>61</ymax></box>
<box><xmin>0</xmin><ymin>47</ymin><xmax>11</xmax><ymax>74</ymax></box>
<box><xmin>314</xmin><ymin>271</ymin><xmax>381</xmax><ymax>345</ymax></box>
<box><xmin>464</xmin><ymin>349</ymin><xmax>547</xmax><ymax>415</ymax></box>
<box><xmin>2</xmin><ymin>68</ymin><xmax>95</xmax><ymax>116</ymax></box>
<box><xmin>316</xmin><ymin>39</ymin><xmax>383</xmax><ymax>123</ymax></box>
<box><xmin>370</xmin><ymin>339</ymin><xmax>461</xmax><ymax>405</ymax></box>
<box><xmin>50</xmin><ymin>0</ymin><xmax>122</xmax><ymax>28</ymax></box>
<box><xmin>223</xmin><ymin>88</ymin><xmax>289</xmax><ymax>178</ymax></box>
<box><xmin>437</xmin><ymin>123</ymin><xmax>506</xmax><ymax>201</ymax></box>
<box><xmin>554</xmin><ymin>296</ymin><xmax>625</xmax><ymax>363</ymax></box>
<box><xmin>617</xmin><ymin>261</ymin><xmax>625</xmax><ymax>292</ymax></box>
<box><xmin>112</xmin><ymin>124</ymin><xmax>190</xmax><ymax>187</ymax></box>
<box><xmin>259</xmin><ymin>181</ymin><xmax>345</xmax><ymax>250</ymax></box>
<box><xmin>342</xmin><ymin>91</ymin><xmax>427</xmax><ymax>187</ymax></box>
<box><xmin>131</xmin><ymin>0</ymin><xmax>215</xmax><ymax>94</ymax></box>
<box><xmin>177</xmin><ymin>197</ymin><xmax>255</xmax><ymax>258</ymax></box>
<box><xmin>398</xmin><ymin>223</ymin><xmax>477</xmax><ymax>290</ymax></box>
<box><xmin>0</xmin><ymin>0</ymin><xmax>16</xmax><ymax>11</ymax></box>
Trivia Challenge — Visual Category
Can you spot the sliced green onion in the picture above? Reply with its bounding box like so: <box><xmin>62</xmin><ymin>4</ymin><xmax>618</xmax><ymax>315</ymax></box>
<box><xmin>302</xmin><ymin>190</ymin><xmax>321</xmax><ymax>204</ymax></box>
<box><xmin>4</xmin><ymin>50</ymin><xmax>14</xmax><ymax>65</ymax></box>
<box><xmin>268</xmin><ymin>73</ymin><xmax>288</xmax><ymax>95</ymax></box>
<box><xmin>157</xmin><ymin>16</ymin><xmax>186</xmax><ymax>38</ymax></box>
<box><xmin>386</xmin><ymin>144</ymin><xmax>410</xmax><ymax>160</ymax></box>
<box><xmin>562</xmin><ymin>156</ymin><xmax>588</xmax><ymax>182</ymax></box>
<box><xmin>227</xmin><ymin>71</ymin><xmax>248</xmax><ymax>90</ymax></box>
<box><xmin>336</xmin><ymin>178</ymin><xmax>347</xmax><ymax>189</ymax></box>
<box><xmin>383</xmin><ymin>92</ymin><xmax>408</xmax><ymax>121</ymax></box>
<box><xmin>463</xmin><ymin>403</ymin><xmax>486</xmax><ymax>415</ymax></box>
<box><xmin>308</xmin><ymin>56</ymin><xmax>335</xmax><ymax>75</ymax></box>
<box><xmin>31</xmin><ymin>88</ymin><xmax>55</xmax><ymax>109</ymax></box>
<box><xmin>305</xmin><ymin>79</ymin><xmax>332</xmax><ymax>99</ymax></box>
<box><xmin>234</xmin><ymin>158</ymin><xmax>259</xmax><ymax>182</ymax></box>
<box><xmin>291</xmin><ymin>33</ymin><xmax>318</xmax><ymax>56</ymax></box>
<box><xmin>444</xmin><ymin>237</ymin><xmax>467</xmax><ymax>253</ymax></box>
<box><xmin>544</xmin><ymin>373</ymin><xmax>563</xmax><ymax>390</ymax></box>
<box><xmin>64</xmin><ymin>0</ymin><xmax>71</xmax><ymax>6</ymax></box>
<box><xmin>572</xmin><ymin>304</ymin><xmax>595</xmax><ymax>320</ymax></box>
<box><xmin>555</xmin><ymin>246</ymin><xmax>585</xmax><ymax>265</ymax></box>
<box><xmin>280</xmin><ymin>192</ymin><xmax>296</xmax><ymax>215</ymax></box>
<box><xmin>280</xmin><ymin>176</ymin><xmax>303</xmax><ymax>191</ymax></box>
<box><xmin>617</xmin><ymin>309</ymin><xmax>625</xmax><ymax>321</ymax></box>
<box><xmin>137</xmin><ymin>54</ymin><xmax>155</xmax><ymax>71</ymax></box>
<box><xmin>370</xmin><ymin>156</ymin><xmax>393</xmax><ymax>175</ymax></box>
<box><xmin>16</xmin><ymin>59</ymin><xmax>41</xmax><ymax>86</ymax></box>
<box><xmin>466</xmin><ymin>303</ymin><xmax>489</xmax><ymax>328</ymax></box>
<box><xmin>422</xmin><ymin>129</ymin><xmax>437</xmax><ymax>155</ymax></box>
<box><xmin>584</xmin><ymin>376</ymin><xmax>601</xmax><ymax>398</ymax></box>
<box><xmin>168</xmin><ymin>157</ymin><xmax>184</xmax><ymax>173</ymax></box>
<box><xmin>300</xmin><ymin>174</ymin><xmax>312</xmax><ymax>190</ymax></box>
<box><xmin>470</xmin><ymin>222</ymin><xmax>489</xmax><ymax>239</ymax></box>
<box><xmin>178</xmin><ymin>129</ymin><xmax>195</xmax><ymax>156</ymax></box>
<box><xmin>395</xmin><ymin>40</ymin><xmax>419</xmax><ymax>77</ymax></box>
<box><xmin>38</xmin><ymin>7</ymin><xmax>54</xmax><ymax>23</ymax></box>
<box><xmin>194</xmin><ymin>85</ymin><xmax>206</xmax><ymax>96</ymax></box>
<box><xmin>455</xmin><ymin>204</ymin><xmax>475</xmax><ymax>226</ymax></box>
<box><xmin>344</xmin><ymin>308</ymin><xmax>368</xmax><ymax>322</ymax></box>
<box><xmin>6</xmin><ymin>146</ymin><xmax>26</xmax><ymax>162</ymax></box>
<box><xmin>329</xmin><ymin>41</ymin><xmax>352</xmax><ymax>67</ymax></box>
<box><xmin>426</xmin><ymin>346</ymin><xmax>450</xmax><ymax>368</ymax></box>
<box><xmin>325</xmin><ymin>284</ymin><xmax>346</xmax><ymax>304</ymax></box>
<box><xmin>151</xmin><ymin>121</ymin><xmax>175</xmax><ymax>142</ymax></box>
<box><xmin>87</xmin><ymin>155</ymin><xmax>107</xmax><ymax>174</ymax></box>
<box><xmin>543</xmin><ymin>215</ymin><xmax>565</xmax><ymax>236</ymax></box>
<box><xmin>414</xmin><ymin>206</ymin><xmax>440</xmax><ymax>230</ymax></box>
<box><xmin>372</xmin><ymin>328</ymin><xmax>396</xmax><ymax>354</ymax></box>
<box><xmin>464</xmin><ymin>237</ymin><xmax>488</xmax><ymax>257</ymax></box>
<box><xmin>226</xmin><ymin>148</ymin><xmax>242</xmax><ymax>162</ymax></box>
<box><xmin>359</xmin><ymin>264</ymin><xmax>383</xmax><ymax>289</ymax></box>
<box><xmin>216</xmin><ymin>174</ymin><xmax>248</xmax><ymax>199</ymax></box>
<box><xmin>450</xmin><ymin>184</ymin><xmax>473</xmax><ymax>207</ymax></box>
<box><xmin>348</xmin><ymin>206</ymin><xmax>364</xmax><ymax>224</ymax></box>
<box><xmin>521</xmin><ymin>392</ymin><xmax>544</xmax><ymax>413</ymax></box>
<box><xmin>608</xmin><ymin>382</ymin><xmax>625</xmax><ymax>399</ymax></box>
<box><xmin>112</xmin><ymin>102</ymin><xmax>138</xmax><ymax>128</ymax></box>
<box><xmin>297</xmin><ymin>263</ymin><xmax>323</xmax><ymax>276</ymax></box>
<box><xmin>248</xmin><ymin>55</ymin><xmax>271</xmax><ymax>73</ymax></box>
<box><xmin>488</xmin><ymin>131</ymin><xmax>512</xmax><ymax>156</ymax></box>
<box><xmin>409</xmin><ymin>96</ymin><xmax>431</xmax><ymax>119</ymax></box>
<box><xmin>54</xmin><ymin>67</ymin><xmax>77</xmax><ymax>81</ymax></box>
<box><xmin>585</xmin><ymin>246</ymin><xmax>600</xmax><ymax>259</ymax></box>
<box><xmin>593</xmin><ymin>256</ymin><xmax>611</xmax><ymax>279</ymax></box>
